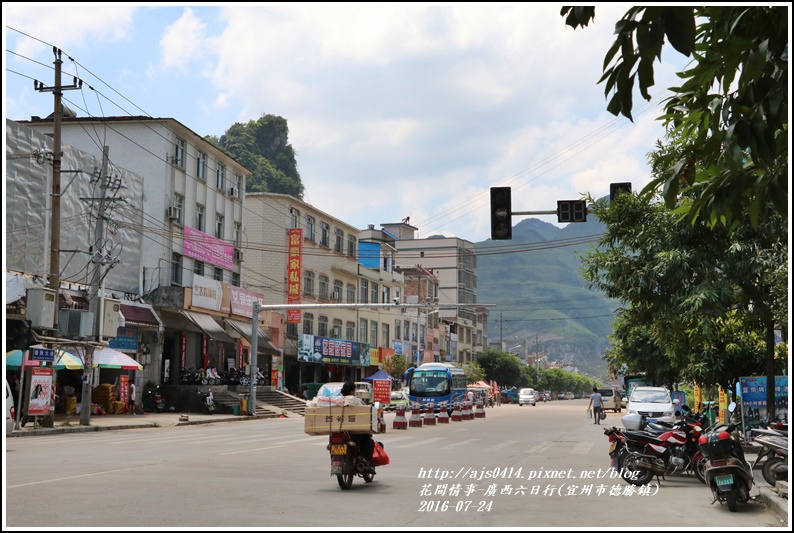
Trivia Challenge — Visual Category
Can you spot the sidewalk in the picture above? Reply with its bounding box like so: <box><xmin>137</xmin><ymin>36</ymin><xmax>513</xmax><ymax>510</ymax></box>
<box><xmin>8</xmin><ymin>410</ymin><xmax>281</xmax><ymax>437</ymax></box>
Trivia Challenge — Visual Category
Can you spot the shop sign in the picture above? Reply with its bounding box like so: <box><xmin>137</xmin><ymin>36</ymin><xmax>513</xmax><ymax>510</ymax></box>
<box><xmin>109</xmin><ymin>326</ymin><xmax>138</xmax><ymax>352</ymax></box>
<box><xmin>373</xmin><ymin>379</ymin><xmax>391</xmax><ymax>404</ymax></box>
<box><xmin>297</xmin><ymin>333</ymin><xmax>370</xmax><ymax>366</ymax></box>
<box><xmin>191</xmin><ymin>274</ymin><xmax>231</xmax><ymax>313</ymax></box>
<box><xmin>286</xmin><ymin>228</ymin><xmax>302</xmax><ymax>323</ymax></box>
<box><xmin>183</xmin><ymin>225</ymin><xmax>234</xmax><ymax>270</ymax></box>
<box><xmin>230</xmin><ymin>286</ymin><xmax>265</xmax><ymax>317</ymax></box>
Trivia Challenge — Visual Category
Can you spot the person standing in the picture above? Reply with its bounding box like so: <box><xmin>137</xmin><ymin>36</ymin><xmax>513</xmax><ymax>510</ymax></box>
<box><xmin>588</xmin><ymin>387</ymin><xmax>603</xmax><ymax>425</ymax></box>
<box><xmin>128</xmin><ymin>380</ymin><xmax>136</xmax><ymax>415</ymax></box>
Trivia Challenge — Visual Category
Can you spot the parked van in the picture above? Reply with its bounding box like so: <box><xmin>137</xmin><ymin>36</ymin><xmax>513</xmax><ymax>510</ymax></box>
<box><xmin>597</xmin><ymin>386</ymin><xmax>622</xmax><ymax>413</ymax></box>
<box><xmin>518</xmin><ymin>388</ymin><xmax>536</xmax><ymax>406</ymax></box>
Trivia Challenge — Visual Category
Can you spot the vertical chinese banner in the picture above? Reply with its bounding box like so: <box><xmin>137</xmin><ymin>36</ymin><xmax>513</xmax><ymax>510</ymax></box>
<box><xmin>373</xmin><ymin>379</ymin><xmax>391</xmax><ymax>404</ymax></box>
<box><xmin>718</xmin><ymin>387</ymin><xmax>727</xmax><ymax>425</ymax></box>
<box><xmin>693</xmin><ymin>383</ymin><xmax>702</xmax><ymax>413</ymax></box>
<box><xmin>181</xmin><ymin>333</ymin><xmax>186</xmax><ymax>370</ymax></box>
<box><xmin>119</xmin><ymin>375</ymin><xmax>130</xmax><ymax>404</ymax></box>
<box><xmin>287</xmin><ymin>228</ymin><xmax>302</xmax><ymax>323</ymax></box>
<box><xmin>271</xmin><ymin>356</ymin><xmax>280</xmax><ymax>387</ymax></box>
<box><xmin>202</xmin><ymin>335</ymin><xmax>209</xmax><ymax>369</ymax></box>
<box><xmin>27</xmin><ymin>367</ymin><xmax>54</xmax><ymax>416</ymax></box>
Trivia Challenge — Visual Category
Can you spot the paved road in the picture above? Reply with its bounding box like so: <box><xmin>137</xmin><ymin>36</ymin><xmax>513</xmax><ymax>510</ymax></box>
<box><xmin>4</xmin><ymin>400</ymin><xmax>788</xmax><ymax>528</ymax></box>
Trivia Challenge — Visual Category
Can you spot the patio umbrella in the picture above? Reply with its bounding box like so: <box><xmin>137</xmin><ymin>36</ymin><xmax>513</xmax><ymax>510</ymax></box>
<box><xmin>91</xmin><ymin>347</ymin><xmax>143</xmax><ymax>370</ymax></box>
<box><xmin>6</xmin><ymin>346</ymin><xmax>84</xmax><ymax>370</ymax></box>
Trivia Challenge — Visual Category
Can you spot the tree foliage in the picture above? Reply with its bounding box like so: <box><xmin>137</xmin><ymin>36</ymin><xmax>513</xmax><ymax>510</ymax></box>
<box><xmin>383</xmin><ymin>354</ymin><xmax>409</xmax><ymax>383</ymax></box>
<box><xmin>476</xmin><ymin>350</ymin><xmax>522</xmax><ymax>387</ymax></box>
<box><xmin>462</xmin><ymin>360</ymin><xmax>486</xmax><ymax>385</ymax></box>
<box><xmin>206</xmin><ymin>114</ymin><xmax>305</xmax><ymax>198</ymax></box>
<box><xmin>581</xmin><ymin>189</ymin><xmax>787</xmax><ymax>414</ymax></box>
<box><xmin>561</xmin><ymin>6</ymin><xmax>788</xmax><ymax>229</ymax></box>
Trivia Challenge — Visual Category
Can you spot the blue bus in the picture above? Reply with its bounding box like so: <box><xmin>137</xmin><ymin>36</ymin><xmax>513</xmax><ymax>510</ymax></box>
<box><xmin>404</xmin><ymin>363</ymin><xmax>467</xmax><ymax>413</ymax></box>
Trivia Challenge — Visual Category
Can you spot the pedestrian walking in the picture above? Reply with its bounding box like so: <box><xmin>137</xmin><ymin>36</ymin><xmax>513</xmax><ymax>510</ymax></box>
<box><xmin>588</xmin><ymin>387</ymin><xmax>603</xmax><ymax>425</ymax></box>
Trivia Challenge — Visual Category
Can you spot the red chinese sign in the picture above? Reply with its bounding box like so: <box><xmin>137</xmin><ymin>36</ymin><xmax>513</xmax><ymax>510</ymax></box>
<box><xmin>287</xmin><ymin>228</ymin><xmax>303</xmax><ymax>323</ymax></box>
<box><xmin>373</xmin><ymin>379</ymin><xmax>391</xmax><ymax>404</ymax></box>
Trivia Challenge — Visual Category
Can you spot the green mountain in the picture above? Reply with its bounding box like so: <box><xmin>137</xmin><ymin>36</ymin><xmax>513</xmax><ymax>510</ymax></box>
<box><xmin>475</xmin><ymin>215</ymin><xmax>618</xmax><ymax>379</ymax></box>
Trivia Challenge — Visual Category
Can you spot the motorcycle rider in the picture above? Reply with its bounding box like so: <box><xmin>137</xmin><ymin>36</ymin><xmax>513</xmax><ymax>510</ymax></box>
<box><xmin>341</xmin><ymin>381</ymin><xmax>375</xmax><ymax>465</ymax></box>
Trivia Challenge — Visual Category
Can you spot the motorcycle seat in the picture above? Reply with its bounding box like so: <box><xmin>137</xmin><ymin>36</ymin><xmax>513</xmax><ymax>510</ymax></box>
<box><xmin>623</xmin><ymin>430</ymin><xmax>666</xmax><ymax>444</ymax></box>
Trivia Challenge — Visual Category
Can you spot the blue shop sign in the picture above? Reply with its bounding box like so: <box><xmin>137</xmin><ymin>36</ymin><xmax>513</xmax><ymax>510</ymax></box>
<box><xmin>109</xmin><ymin>326</ymin><xmax>139</xmax><ymax>352</ymax></box>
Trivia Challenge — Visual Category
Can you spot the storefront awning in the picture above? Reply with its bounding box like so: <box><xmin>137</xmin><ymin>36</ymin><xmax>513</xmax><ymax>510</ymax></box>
<box><xmin>225</xmin><ymin>318</ymin><xmax>279</xmax><ymax>355</ymax></box>
<box><xmin>120</xmin><ymin>302</ymin><xmax>162</xmax><ymax>327</ymax></box>
<box><xmin>180</xmin><ymin>310</ymin><xmax>236</xmax><ymax>343</ymax></box>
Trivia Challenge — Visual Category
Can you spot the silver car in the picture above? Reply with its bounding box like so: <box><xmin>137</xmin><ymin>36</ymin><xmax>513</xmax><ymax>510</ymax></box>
<box><xmin>518</xmin><ymin>388</ymin><xmax>536</xmax><ymax>406</ymax></box>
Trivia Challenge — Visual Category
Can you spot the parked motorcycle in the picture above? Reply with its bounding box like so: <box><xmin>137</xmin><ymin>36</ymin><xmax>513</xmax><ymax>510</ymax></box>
<box><xmin>328</xmin><ymin>431</ymin><xmax>377</xmax><ymax>490</ymax></box>
<box><xmin>698</xmin><ymin>403</ymin><xmax>754</xmax><ymax>512</ymax></box>
<box><xmin>613</xmin><ymin>408</ymin><xmax>706</xmax><ymax>486</ymax></box>
<box><xmin>256</xmin><ymin>367</ymin><xmax>267</xmax><ymax>386</ymax></box>
<box><xmin>750</xmin><ymin>428</ymin><xmax>788</xmax><ymax>486</ymax></box>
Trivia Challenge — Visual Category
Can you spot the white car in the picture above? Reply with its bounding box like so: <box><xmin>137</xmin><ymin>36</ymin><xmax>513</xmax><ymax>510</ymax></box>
<box><xmin>518</xmin><ymin>388</ymin><xmax>536</xmax><ymax>406</ymax></box>
<box><xmin>626</xmin><ymin>386</ymin><xmax>677</xmax><ymax>424</ymax></box>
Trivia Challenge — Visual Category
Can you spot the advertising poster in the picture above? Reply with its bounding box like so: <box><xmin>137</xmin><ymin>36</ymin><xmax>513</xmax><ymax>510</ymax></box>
<box><xmin>373</xmin><ymin>379</ymin><xmax>391</xmax><ymax>404</ymax></box>
<box><xmin>739</xmin><ymin>375</ymin><xmax>789</xmax><ymax>441</ymax></box>
<box><xmin>27</xmin><ymin>367</ymin><xmax>53</xmax><ymax>416</ymax></box>
<box><xmin>718</xmin><ymin>387</ymin><xmax>727</xmax><ymax>425</ymax></box>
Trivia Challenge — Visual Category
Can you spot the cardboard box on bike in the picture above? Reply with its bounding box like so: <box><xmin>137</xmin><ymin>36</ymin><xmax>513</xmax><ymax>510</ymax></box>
<box><xmin>304</xmin><ymin>404</ymin><xmax>379</xmax><ymax>436</ymax></box>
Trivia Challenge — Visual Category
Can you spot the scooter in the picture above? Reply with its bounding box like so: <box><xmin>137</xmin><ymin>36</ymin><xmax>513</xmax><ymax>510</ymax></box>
<box><xmin>698</xmin><ymin>403</ymin><xmax>754</xmax><ymax>512</ymax></box>
<box><xmin>203</xmin><ymin>391</ymin><xmax>216</xmax><ymax>414</ymax></box>
<box><xmin>327</xmin><ymin>431</ymin><xmax>378</xmax><ymax>490</ymax></box>
<box><xmin>751</xmin><ymin>430</ymin><xmax>788</xmax><ymax>486</ymax></box>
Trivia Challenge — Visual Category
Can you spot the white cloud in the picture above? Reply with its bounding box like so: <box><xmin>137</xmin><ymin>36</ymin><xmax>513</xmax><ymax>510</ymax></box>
<box><xmin>159</xmin><ymin>7</ymin><xmax>208</xmax><ymax>72</ymax></box>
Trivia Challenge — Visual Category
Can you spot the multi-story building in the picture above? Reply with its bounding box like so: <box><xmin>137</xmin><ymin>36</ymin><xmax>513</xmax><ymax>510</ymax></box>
<box><xmin>393</xmin><ymin>265</ymin><xmax>442</xmax><ymax>365</ymax></box>
<box><xmin>243</xmin><ymin>193</ymin><xmax>404</xmax><ymax>390</ymax></box>
<box><xmin>382</xmin><ymin>221</ymin><xmax>482</xmax><ymax>364</ymax></box>
<box><xmin>18</xmin><ymin>115</ymin><xmax>282</xmax><ymax>388</ymax></box>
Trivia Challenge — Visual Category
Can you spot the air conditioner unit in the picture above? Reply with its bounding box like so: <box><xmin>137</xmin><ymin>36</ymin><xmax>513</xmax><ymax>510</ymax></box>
<box><xmin>58</xmin><ymin>309</ymin><xmax>94</xmax><ymax>338</ymax></box>
<box><xmin>229</xmin><ymin>187</ymin><xmax>238</xmax><ymax>198</ymax></box>
<box><xmin>166</xmin><ymin>206</ymin><xmax>178</xmax><ymax>220</ymax></box>
<box><xmin>332</xmin><ymin>326</ymin><xmax>341</xmax><ymax>337</ymax></box>
<box><xmin>234</xmin><ymin>249</ymin><xmax>243</xmax><ymax>262</ymax></box>
<box><xmin>332</xmin><ymin>289</ymin><xmax>341</xmax><ymax>301</ymax></box>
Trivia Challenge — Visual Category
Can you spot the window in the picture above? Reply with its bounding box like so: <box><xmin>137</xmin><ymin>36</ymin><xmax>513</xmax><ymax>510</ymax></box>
<box><xmin>216</xmin><ymin>163</ymin><xmax>226</xmax><ymax>190</ymax></box>
<box><xmin>196</xmin><ymin>205</ymin><xmax>205</xmax><ymax>232</ymax></box>
<box><xmin>334</xmin><ymin>228</ymin><xmax>344</xmax><ymax>253</ymax></box>
<box><xmin>320</xmin><ymin>222</ymin><xmax>330</xmax><ymax>247</ymax></box>
<box><xmin>196</xmin><ymin>151</ymin><xmax>207</xmax><ymax>181</ymax></box>
<box><xmin>370</xmin><ymin>320</ymin><xmax>379</xmax><ymax>347</ymax></box>
<box><xmin>332</xmin><ymin>319</ymin><xmax>343</xmax><ymax>338</ymax></box>
<box><xmin>382</xmin><ymin>285</ymin><xmax>391</xmax><ymax>304</ymax></box>
<box><xmin>171</xmin><ymin>252</ymin><xmax>183</xmax><ymax>285</ymax></box>
<box><xmin>290</xmin><ymin>208</ymin><xmax>300</xmax><ymax>229</ymax></box>
<box><xmin>347</xmin><ymin>234</ymin><xmax>357</xmax><ymax>258</ymax></box>
<box><xmin>360</xmin><ymin>280</ymin><xmax>368</xmax><ymax>304</ymax></box>
<box><xmin>174</xmin><ymin>137</ymin><xmax>186</xmax><ymax>167</ymax></box>
<box><xmin>194</xmin><ymin>260</ymin><xmax>204</xmax><ymax>277</ymax></box>
<box><xmin>215</xmin><ymin>214</ymin><xmax>224</xmax><ymax>239</ymax></box>
<box><xmin>404</xmin><ymin>320</ymin><xmax>410</xmax><ymax>341</ymax></box>
<box><xmin>306</xmin><ymin>215</ymin><xmax>316</xmax><ymax>242</ymax></box>
<box><xmin>411</xmin><ymin>322</ymin><xmax>417</xmax><ymax>342</ymax></box>
<box><xmin>346</xmin><ymin>283</ymin><xmax>356</xmax><ymax>304</ymax></box>
<box><xmin>333</xmin><ymin>280</ymin><xmax>343</xmax><ymax>302</ymax></box>
<box><xmin>286</xmin><ymin>323</ymin><xmax>298</xmax><ymax>338</ymax></box>
<box><xmin>370</xmin><ymin>282</ymin><xmax>378</xmax><ymax>305</ymax></box>
<box><xmin>382</xmin><ymin>323</ymin><xmax>390</xmax><ymax>347</ymax></box>
<box><xmin>232</xmin><ymin>174</ymin><xmax>242</xmax><ymax>198</ymax></box>
<box><xmin>345</xmin><ymin>321</ymin><xmax>355</xmax><ymax>341</ymax></box>
<box><xmin>303</xmin><ymin>271</ymin><xmax>315</xmax><ymax>297</ymax></box>
<box><xmin>172</xmin><ymin>194</ymin><xmax>184</xmax><ymax>225</ymax></box>
<box><xmin>234</xmin><ymin>224</ymin><xmax>241</xmax><ymax>248</ymax></box>
<box><xmin>214</xmin><ymin>267</ymin><xmax>223</xmax><ymax>282</ymax></box>
<box><xmin>394</xmin><ymin>319</ymin><xmax>402</xmax><ymax>342</ymax></box>
<box><xmin>303</xmin><ymin>313</ymin><xmax>314</xmax><ymax>336</ymax></box>
<box><xmin>231</xmin><ymin>272</ymin><xmax>240</xmax><ymax>287</ymax></box>
<box><xmin>359</xmin><ymin>318</ymin><xmax>368</xmax><ymax>343</ymax></box>
<box><xmin>318</xmin><ymin>274</ymin><xmax>329</xmax><ymax>300</ymax></box>
<box><xmin>318</xmin><ymin>315</ymin><xmax>329</xmax><ymax>337</ymax></box>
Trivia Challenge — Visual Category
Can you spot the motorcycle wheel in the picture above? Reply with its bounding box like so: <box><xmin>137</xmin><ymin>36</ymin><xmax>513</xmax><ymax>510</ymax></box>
<box><xmin>620</xmin><ymin>453</ymin><xmax>654</xmax><ymax>486</ymax></box>
<box><xmin>693</xmin><ymin>456</ymin><xmax>707</xmax><ymax>485</ymax></box>
<box><xmin>762</xmin><ymin>457</ymin><xmax>785</xmax><ymax>486</ymax></box>
<box><xmin>726</xmin><ymin>489</ymin><xmax>738</xmax><ymax>512</ymax></box>
<box><xmin>337</xmin><ymin>473</ymin><xmax>354</xmax><ymax>490</ymax></box>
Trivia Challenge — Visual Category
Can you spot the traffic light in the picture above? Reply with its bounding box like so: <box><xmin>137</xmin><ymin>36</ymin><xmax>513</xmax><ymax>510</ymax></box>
<box><xmin>610</xmin><ymin>182</ymin><xmax>632</xmax><ymax>201</ymax></box>
<box><xmin>557</xmin><ymin>200</ymin><xmax>587</xmax><ymax>223</ymax></box>
<box><xmin>490</xmin><ymin>187</ymin><xmax>512</xmax><ymax>240</ymax></box>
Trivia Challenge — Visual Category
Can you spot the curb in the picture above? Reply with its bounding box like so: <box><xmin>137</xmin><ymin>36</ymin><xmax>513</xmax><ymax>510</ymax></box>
<box><xmin>755</xmin><ymin>485</ymin><xmax>788</xmax><ymax>524</ymax></box>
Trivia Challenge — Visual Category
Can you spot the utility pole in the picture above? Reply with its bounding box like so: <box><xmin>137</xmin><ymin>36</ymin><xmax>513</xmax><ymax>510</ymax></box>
<box><xmin>248</xmin><ymin>301</ymin><xmax>260</xmax><ymax>415</ymax></box>
<box><xmin>34</xmin><ymin>47</ymin><xmax>81</xmax><ymax>428</ymax></box>
<box><xmin>499</xmin><ymin>313</ymin><xmax>503</xmax><ymax>350</ymax></box>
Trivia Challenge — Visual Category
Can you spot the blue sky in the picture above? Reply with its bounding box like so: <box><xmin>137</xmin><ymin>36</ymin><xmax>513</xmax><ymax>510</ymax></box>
<box><xmin>4</xmin><ymin>4</ymin><xmax>689</xmax><ymax>243</ymax></box>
